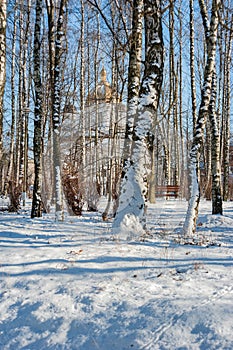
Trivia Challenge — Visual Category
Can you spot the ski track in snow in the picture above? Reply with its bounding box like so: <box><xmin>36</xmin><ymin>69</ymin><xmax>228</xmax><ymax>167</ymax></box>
<box><xmin>0</xmin><ymin>199</ymin><xmax>233</xmax><ymax>349</ymax></box>
<box><xmin>141</xmin><ymin>284</ymin><xmax>233</xmax><ymax>350</ymax></box>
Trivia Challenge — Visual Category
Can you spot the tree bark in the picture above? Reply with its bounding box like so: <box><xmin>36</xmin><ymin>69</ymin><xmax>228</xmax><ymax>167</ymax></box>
<box><xmin>80</xmin><ymin>0</ymin><xmax>86</xmax><ymax>181</ymax></box>
<box><xmin>46</xmin><ymin>0</ymin><xmax>67</xmax><ymax>220</ymax></box>
<box><xmin>189</xmin><ymin>0</ymin><xmax>197</xmax><ymax>135</ymax></box>
<box><xmin>122</xmin><ymin>0</ymin><xmax>143</xmax><ymax>174</ymax></box>
<box><xmin>222</xmin><ymin>14</ymin><xmax>233</xmax><ymax>201</ymax></box>
<box><xmin>113</xmin><ymin>0</ymin><xmax>164</xmax><ymax>235</ymax></box>
<box><xmin>31</xmin><ymin>0</ymin><xmax>43</xmax><ymax>218</ymax></box>
<box><xmin>3</xmin><ymin>8</ymin><xmax>17</xmax><ymax>194</ymax></box>
<box><xmin>0</xmin><ymin>0</ymin><xmax>6</xmax><ymax>178</ymax></box>
<box><xmin>52</xmin><ymin>0</ymin><xmax>67</xmax><ymax>221</ymax></box>
<box><xmin>209</xmin><ymin>70</ymin><xmax>222</xmax><ymax>214</ymax></box>
<box><xmin>183</xmin><ymin>0</ymin><xmax>221</xmax><ymax>236</ymax></box>
<box><xmin>18</xmin><ymin>0</ymin><xmax>31</xmax><ymax>205</ymax></box>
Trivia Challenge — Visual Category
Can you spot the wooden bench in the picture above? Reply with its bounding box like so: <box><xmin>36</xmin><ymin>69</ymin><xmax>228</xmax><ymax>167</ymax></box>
<box><xmin>155</xmin><ymin>185</ymin><xmax>180</xmax><ymax>199</ymax></box>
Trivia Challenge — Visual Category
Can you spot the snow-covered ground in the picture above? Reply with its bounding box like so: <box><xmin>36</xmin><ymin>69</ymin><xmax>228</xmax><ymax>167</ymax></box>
<box><xmin>0</xmin><ymin>199</ymin><xmax>233</xmax><ymax>350</ymax></box>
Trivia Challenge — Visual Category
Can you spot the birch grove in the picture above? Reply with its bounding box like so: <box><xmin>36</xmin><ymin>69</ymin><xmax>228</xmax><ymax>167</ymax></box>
<box><xmin>0</xmin><ymin>0</ymin><xmax>232</xmax><ymax>232</ymax></box>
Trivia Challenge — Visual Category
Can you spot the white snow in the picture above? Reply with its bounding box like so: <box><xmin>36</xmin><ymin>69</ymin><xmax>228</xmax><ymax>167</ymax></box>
<box><xmin>0</xmin><ymin>198</ymin><xmax>233</xmax><ymax>349</ymax></box>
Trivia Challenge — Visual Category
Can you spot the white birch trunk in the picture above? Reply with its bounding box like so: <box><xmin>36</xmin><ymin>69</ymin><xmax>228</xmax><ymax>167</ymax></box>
<box><xmin>222</xmin><ymin>14</ymin><xmax>233</xmax><ymax>200</ymax></box>
<box><xmin>122</xmin><ymin>0</ymin><xmax>143</xmax><ymax>173</ymax></box>
<box><xmin>113</xmin><ymin>0</ymin><xmax>164</xmax><ymax>236</ymax></box>
<box><xmin>0</xmin><ymin>0</ymin><xmax>6</xmax><ymax>163</ymax></box>
<box><xmin>189</xmin><ymin>0</ymin><xmax>197</xmax><ymax>135</ymax></box>
<box><xmin>31</xmin><ymin>0</ymin><xmax>43</xmax><ymax>218</ymax></box>
<box><xmin>183</xmin><ymin>0</ymin><xmax>221</xmax><ymax>236</ymax></box>
<box><xmin>209</xmin><ymin>70</ymin><xmax>222</xmax><ymax>214</ymax></box>
<box><xmin>80</xmin><ymin>0</ymin><xmax>86</xmax><ymax>187</ymax></box>
<box><xmin>51</xmin><ymin>0</ymin><xmax>67</xmax><ymax>221</ymax></box>
<box><xmin>4</xmin><ymin>9</ymin><xmax>16</xmax><ymax>194</ymax></box>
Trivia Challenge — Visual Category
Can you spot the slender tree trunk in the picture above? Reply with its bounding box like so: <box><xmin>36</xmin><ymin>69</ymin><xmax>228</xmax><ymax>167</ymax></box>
<box><xmin>167</xmin><ymin>0</ymin><xmax>175</xmax><ymax>186</ymax></box>
<box><xmin>222</xmin><ymin>14</ymin><xmax>233</xmax><ymax>200</ymax></box>
<box><xmin>178</xmin><ymin>1</ymin><xmax>185</xmax><ymax>196</ymax></box>
<box><xmin>173</xmin><ymin>68</ymin><xmax>179</xmax><ymax>186</ymax></box>
<box><xmin>18</xmin><ymin>3</ymin><xmax>25</xmax><ymax>192</ymax></box>
<box><xmin>51</xmin><ymin>0</ymin><xmax>67</xmax><ymax>221</ymax></box>
<box><xmin>4</xmin><ymin>9</ymin><xmax>17</xmax><ymax>194</ymax></box>
<box><xmin>80</xmin><ymin>0</ymin><xmax>86</xmax><ymax>188</ymax></box>
<box><xmin>183</xmin><ymin>0</ymin><xmax>221</xmax><ymax>236</ymax></box>
<box><xmin>93</xmin><ymin>14</ymin><xmax>100</xmax><ymax>199</ymax></box>
<box><xmin>46</xmin><ymin>0</ymin><xmax>55</xmax><ymax>207</ymax></box>
<box><xmin>122</xmin><ymin>0</ymin><xmax>143</xmax><ymax>174</ymax></box>
<box><xmin>31</xmin><ymin>0</ymin><xmax>43</xmax><ymax>218</ymax></box>
<box><xmin>18</xmin><ymin>0</ymin><xmax>31</xmax><ymax>205</ymax></box>
<box><xmin>102</xmin><ymin>23</ymin><xmax>117</xmax><ymax>220</ymax></box>
<box><xmin>189</xmin><ymin>0</ymin><xmax>197</xmax><ymax>135</ymax></box>
<box><xmin>113</xmin><ymin>0</ymin><xmax>164</xmax><ymax>235</ymax></box>
<box><xmin>209</xmin><ymin>69</ymin><xmax>222</xmax><ymax>214</ymax></box>
<box><xmin>0</xmin><ymin>0</ymin><xmax>6</xmax><ymax>165</ymax></box>
<box><xmin>46</xmin><ymin>0</ymin><xmax>67</xmax><ymax>220</ymax></box>
<box><xmin>204</xmin><ymin>120</ymin><xmax>212</xmax><ymax>199</ymax></box>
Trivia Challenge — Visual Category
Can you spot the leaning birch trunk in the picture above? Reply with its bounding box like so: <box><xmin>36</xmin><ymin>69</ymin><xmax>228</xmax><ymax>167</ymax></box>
<box><xmin>113</xmin><ymin>0</ymin><xmax>163</xmax><ymax>236</ymax></box>
<box><xmin>31</xmin><ymin>0</ymin><xmax>43</xmax><ymax>218</ymax></box>
<box><xmin>0</xmin><ymin>0</ymin><xmax>6</xmax><ymax>176</ymax></box>
<box><xmin>183</xmin><ymin>0</ymin><xmax>220</xmax><ymax>236</ymax></box>
<box><xmin>51</xmin><ymin>0</ymin><xmax>67</xmax><ymax>221</ymax></box>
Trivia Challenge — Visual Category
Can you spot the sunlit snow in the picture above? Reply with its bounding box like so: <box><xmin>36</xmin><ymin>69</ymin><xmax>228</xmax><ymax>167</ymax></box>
<box><xmin>0</xmin><ymin>199</ymin><xmax>233</xmax><ymax>349</ymax></box>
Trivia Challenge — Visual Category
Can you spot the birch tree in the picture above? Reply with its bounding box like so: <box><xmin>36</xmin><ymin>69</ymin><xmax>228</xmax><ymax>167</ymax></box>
<box><xmin>113</xmin><ymin>0</ymin><xmax>164</xmax><ymax>235</ymax></box>
<box><xmin>122</xmin><ymin>0</ymin><xmax>143</xmax><ymax>176</ymax></box>
<box><xmin>209</xmin><ymin>69</ymin><xmax>222</xmax><ymax>214</ymax></box>
<box><xmin>222</xmin><ymin>12</ymin><xmax>233</xmax><ymax>201</ymax></box>
<box><xmin>47</xmin><ymin>0</ymin><xmax>67</xmax><ymax>220</ymax></box>
<box><xmin>183</xmin><ymin>0</ymin><xmax>221</xmax><ymax>236</ymax></box>
<box><xmin>17</xmin><ymin>0</ymin><xmax>32</xmax><ymax>205</ymax></box>
<box><xmin>0</xmin><ymin>0</ymin><xmax>6</xmax><ymax>167</ymax></box>
<box><xmin>80</xmin><ymin>0</ymin><xmax>85</xmax><ymax>188</ymax></box>
<box><xmin>31</xmin><ymin>0</ymin><xmax>43</xmax><ymax>218</ymax></box>
<box><xmin>189</xmin><ymin>0</ymin><xmax>197</xmax><ymax>134</ymax></box>
<box><xmin>3</xmin><ymin>4</ymin><xmax>16</xmax><ymax>195</ymax></box>
<box><xmin>102</xmin><ymin>0</ymin><xmax>143</xmax><ymax>219</ymax></box>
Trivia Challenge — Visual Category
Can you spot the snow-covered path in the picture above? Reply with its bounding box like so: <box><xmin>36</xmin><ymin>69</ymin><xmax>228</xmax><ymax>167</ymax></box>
<box><xmin>0</xmin><ymin>200</ymin><xmax>233</xmax><ymax>349</ymax></box>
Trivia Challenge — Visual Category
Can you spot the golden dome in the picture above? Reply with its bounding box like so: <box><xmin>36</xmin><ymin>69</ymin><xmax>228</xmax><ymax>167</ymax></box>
<box><xmin>86</xmin><ymin>67</ymin><xmax>113</xmax><ymax>104</ymax></box>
